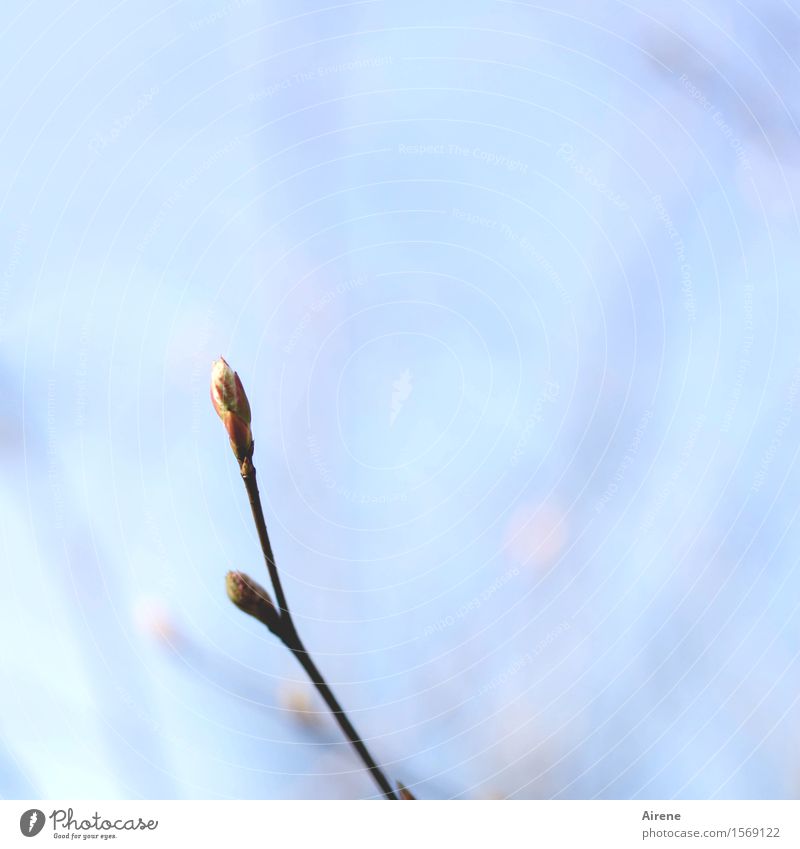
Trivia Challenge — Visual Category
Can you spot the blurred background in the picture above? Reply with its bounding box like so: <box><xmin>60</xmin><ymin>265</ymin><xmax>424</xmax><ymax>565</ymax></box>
<box><xmin>1</xmin><ymin>0</ymin><xmax>800</xmax><ymax>800</ymax></box>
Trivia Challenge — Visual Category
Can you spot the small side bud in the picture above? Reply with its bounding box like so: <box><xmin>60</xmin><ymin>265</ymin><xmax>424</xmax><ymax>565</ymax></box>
<box><xmin>226</xmin><ymin>571</ymin><xmax>282</xmax><ymax>635</ymax></box>
<box><xmin>211</xmin><ymin>357</ymin><xmax>253</xmax><ymax>462</ymax></box>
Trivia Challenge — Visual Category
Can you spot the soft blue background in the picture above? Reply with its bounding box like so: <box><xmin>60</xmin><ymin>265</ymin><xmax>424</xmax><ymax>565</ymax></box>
<box><xmin>1</xmin><ymin>0</ymin><xmax>799</xmax><ymax>799</ymax></box>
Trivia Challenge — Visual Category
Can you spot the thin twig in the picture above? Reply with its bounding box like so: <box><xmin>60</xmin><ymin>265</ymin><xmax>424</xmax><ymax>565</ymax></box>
<box><xmin>239</xmin><ymin>454</ymin><xmax>398</xmax><ymax>800</ymax></box>
<box><xmin>288</xmin><ymin>635</ymin><xmax>397</xmax><ymax>800</ymax></box>
<box><xmin>240</xmin><ymin>453</ymin><xmax>289</xmax><ymax>616</ymax></box>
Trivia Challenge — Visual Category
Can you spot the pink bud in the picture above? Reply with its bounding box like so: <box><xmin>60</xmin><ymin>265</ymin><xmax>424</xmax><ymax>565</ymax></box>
<box><xmin>226</xmin><ymin>571</ymin><xmax>281</xmax><ymax>634</ymax></box>
<box><xmin>211</xmin><ymin>357</ymin><xmax>253</xmax><ymax>461</ymax></box>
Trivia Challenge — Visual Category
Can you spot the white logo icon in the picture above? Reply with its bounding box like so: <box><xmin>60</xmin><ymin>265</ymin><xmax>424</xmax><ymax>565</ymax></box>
<box><xmin>390</xmin><ymin>369</ymin><xmax>413</xmax><ymax>426</ymax></box>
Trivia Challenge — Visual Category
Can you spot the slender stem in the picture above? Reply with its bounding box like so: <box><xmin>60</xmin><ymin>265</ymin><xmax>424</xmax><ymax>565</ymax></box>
<box><xmin>287</xmin><ymin>633</ymin><xmax>398</xmax><ymax>800</ymax></box>
<box><xmin>239</xmin><ymin>454</ymin><xmax>398</xmax><ymax>800</ymax></box>
<box><xmin>240</xmin><ymin>457</ymin><xmax>289</xmax><ymax>617</ymax></box>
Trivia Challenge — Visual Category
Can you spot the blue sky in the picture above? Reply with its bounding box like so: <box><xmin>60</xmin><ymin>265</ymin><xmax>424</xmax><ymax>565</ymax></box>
<box><xmin>1</xmin><ymin>0</ymin><xmax>800</xmax><ymax>799</ymax></box>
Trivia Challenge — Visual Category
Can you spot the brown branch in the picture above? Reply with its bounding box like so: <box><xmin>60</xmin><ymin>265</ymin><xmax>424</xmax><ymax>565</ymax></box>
<box><xmin>236</xmin><ymin>455</ymin><xmax>398</xmax><ymax>800</ymax></box>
